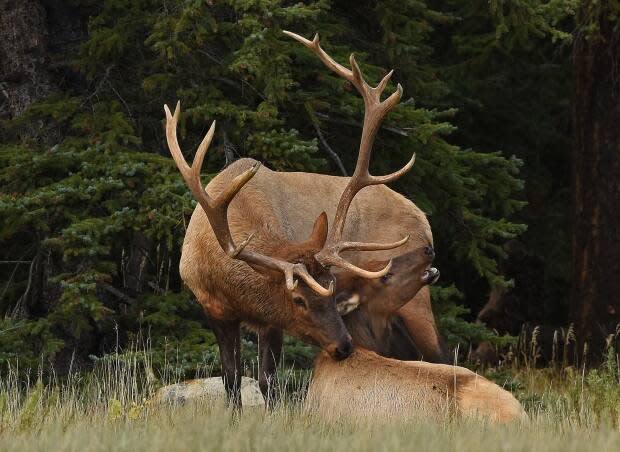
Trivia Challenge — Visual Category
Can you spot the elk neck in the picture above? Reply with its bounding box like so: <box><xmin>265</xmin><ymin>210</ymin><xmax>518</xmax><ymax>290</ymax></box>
<box><xmin>342</xmin><ymin>297</ymin><xmax>397</xmax><ymax>356</ymax></box>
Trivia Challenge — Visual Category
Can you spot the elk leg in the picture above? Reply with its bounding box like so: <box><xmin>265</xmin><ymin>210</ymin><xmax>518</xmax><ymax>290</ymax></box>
<box><xmin>209</xmin><ymin>317</ymin><xmax>242</xmax><ymax>409</ymax></box>
<box><xmin>258</xmin><ymin>328</ymin><xmax>283</xmax><ymax>407</ymax></box>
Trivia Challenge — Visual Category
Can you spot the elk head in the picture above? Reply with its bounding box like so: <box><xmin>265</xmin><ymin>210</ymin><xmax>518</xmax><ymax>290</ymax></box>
<box><xmin>164</xmin><ymin>103</ymin><xmax>350</xmax><ymax>359</ymax></box>
<box><xmin>335</xmin><ymin>247</ymin><xmax>440</xmax><ymax>319</ymax></box>
<box><xmin>165</xmin><ymin>30</ymin><xmax>419</xmax><ymax>360</ymax></box>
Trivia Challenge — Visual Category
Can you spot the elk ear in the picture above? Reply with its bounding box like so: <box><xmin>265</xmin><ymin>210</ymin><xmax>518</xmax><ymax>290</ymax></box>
<box><xmin>335</xmin><ymin>292</ymin><xmax>360</xmax><ymax>316</ymax></box>
<box><xmin>307</xmin><ymin>212</ymin><xmax>328</xmax><ymax>248</ymax></box>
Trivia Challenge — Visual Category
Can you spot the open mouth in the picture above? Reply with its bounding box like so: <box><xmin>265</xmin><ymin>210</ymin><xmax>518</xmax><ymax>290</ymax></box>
<box><xmin>422</xmin><ymin>267</ymin><xmax>440</xmax><ymax>285</ymax></box>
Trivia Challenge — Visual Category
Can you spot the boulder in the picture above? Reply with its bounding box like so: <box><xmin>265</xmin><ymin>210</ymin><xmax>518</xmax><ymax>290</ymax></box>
<box><xmin>152</xmin><ymin>376</ymin><xmax>265</xmax><ymax>407</ymax></box>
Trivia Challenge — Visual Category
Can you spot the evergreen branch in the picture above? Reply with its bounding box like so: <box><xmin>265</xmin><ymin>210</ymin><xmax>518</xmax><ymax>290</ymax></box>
<box><xmin>82</xmin><ymin>65</ymin><xmax>113</xmax><ymax>106</ymax></box>
<box><xmin>198</xmin><ymin>50</ymin><xmax>267</xmax><ymax>101</ymax></box>
<box><xmin>210</xmin><ymin>77</ymin><xmax>267</xmax><ymax>101</ymax></box>
<box><xmin>100</xmin><ymin>283</ymin><xmax>135</xmax><ymax>306</ymax></box>
<box><xmin>108</xmin><ymin>82</ymin><xmax>134</xmax><ymax>123</ymax></box>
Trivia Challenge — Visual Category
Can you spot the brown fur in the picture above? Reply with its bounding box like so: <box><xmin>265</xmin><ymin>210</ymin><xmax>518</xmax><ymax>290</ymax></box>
<box><xmin>307</xmin><ymin>349</ymin><xmax>527</xmax><ymax>424</ymax></box>
<box><xmin>334</xmin><ymin>250</ymin><xmax>447</xmax><ymax>362</ymax></box>
<box><xmin>175</xmin><ymin>31</ymin><xmax>445</xmax><ymax>406</ymax></box>
<box><xmin>181</xmin><ymin>158</ymin><xmax>435</xmax><ymax>342</ymax></box>
<box><xmin>178</xmin><ymin>157</ymin><xmax>442</xmax><ymax>407</ymax></box>
<box><xmin>395</xmin><ymin>289</ymin><xmax>447</xmax><ymax>362</ymax></box>
<box><xmin>309</xmin><ymin>229</ymin><xmax>526</xmax><ymax>424</ymax></box>
<box><xmin>314</xmin><ymin>251</ymin><xmax>525</xmax><ymax>424</ymax></box>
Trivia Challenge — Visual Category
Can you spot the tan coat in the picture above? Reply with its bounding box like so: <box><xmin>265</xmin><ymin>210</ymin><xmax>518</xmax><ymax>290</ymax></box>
<box><xmin>307</xmin><ymin>349</ymin><xmax>527</xmax><ymax>424</ymax></box>
<box><xmin>181</xmin><ymin>158</ymin><xmax>441</xmax><ymax>355</ymax></box>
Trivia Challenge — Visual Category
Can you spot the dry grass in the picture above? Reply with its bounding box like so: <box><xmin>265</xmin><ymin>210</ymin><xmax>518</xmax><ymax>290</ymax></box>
<box><xmin>1</xmin><ymin>349</ymin><xmax>619</xmax><ymax>452</ymax></box>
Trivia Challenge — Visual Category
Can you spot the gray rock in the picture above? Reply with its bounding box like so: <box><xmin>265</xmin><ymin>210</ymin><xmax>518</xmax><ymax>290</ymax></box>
<box><xmin>152</xmin><ymin>377</ymin><xmax>265</xmax><ymax>407</ymax></box>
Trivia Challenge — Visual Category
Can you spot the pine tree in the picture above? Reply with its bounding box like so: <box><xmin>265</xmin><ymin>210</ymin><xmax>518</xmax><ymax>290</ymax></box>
<box><xmin>427</xmin><ymin>0</ymin><xmax>576</xmax><ymax>324</ymax></box>
<box><xmin>571</xmin><ymin>0</ymin><xmax>620</xmax><ymax>359</ymax></box>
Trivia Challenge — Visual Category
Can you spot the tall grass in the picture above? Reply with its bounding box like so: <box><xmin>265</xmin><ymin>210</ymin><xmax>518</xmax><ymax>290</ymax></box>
<box><xmin>1</xmin><ymin>342</ymin><xmax>619</xmax><ymax>451</ymax></box>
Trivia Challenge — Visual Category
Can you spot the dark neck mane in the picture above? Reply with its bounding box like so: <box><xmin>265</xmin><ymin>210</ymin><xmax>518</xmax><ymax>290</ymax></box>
<box><xmin>343</xmin><ymin>306</ymin><xmax>422</xmax><ymax>360</ymax></box>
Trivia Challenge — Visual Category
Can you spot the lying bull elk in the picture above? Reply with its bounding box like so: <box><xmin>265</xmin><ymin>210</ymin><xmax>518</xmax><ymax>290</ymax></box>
<box><xmin>335</xmin><ymin>251</ymin><xmax>441</xmax><ymax>358</ymax></box>
<box><xmin>307</xmin><ymin>349</ymin><xmax>527</xmax><ymax>423</ymax></box>
<box><xmin>308</xmin><ymin>250</ymin><xmax>524</xmax><ymax>424</ymax></box>
<box><xmin>164</xmin><ymin>30</ymin><xmax>438</xmax><ymax>407</ymax></box>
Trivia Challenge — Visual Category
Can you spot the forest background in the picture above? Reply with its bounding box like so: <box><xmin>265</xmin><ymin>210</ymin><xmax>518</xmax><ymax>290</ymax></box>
<box><xmin>1</xmin><ymin>0</ymin><xmax>617</xmax><ymax>377</ymax></box>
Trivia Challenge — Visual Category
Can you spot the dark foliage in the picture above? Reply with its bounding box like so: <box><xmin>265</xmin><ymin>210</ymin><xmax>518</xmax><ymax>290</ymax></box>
<box><xmin>0</xmin><ymin>0</ymin><xmax>578</xmax><ymax>375</ymax></box>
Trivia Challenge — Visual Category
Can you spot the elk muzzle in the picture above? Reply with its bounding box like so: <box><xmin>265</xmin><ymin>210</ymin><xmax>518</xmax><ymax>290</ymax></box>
<box><xmin>422</xmin><ymin>267</ymin><xmax>440</xmax><ymax>285</ymax></box>
<box><xmin>325</xmin><ymin>334</ymin><xmax>354</xmax><ymax>360</ymax></box>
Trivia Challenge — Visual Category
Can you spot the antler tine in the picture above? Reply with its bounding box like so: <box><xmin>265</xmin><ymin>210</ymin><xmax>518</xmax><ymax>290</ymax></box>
<box><xmin>164</xmin><ymin>102</ymin><xmax>217</xmax><ymax>211</ymax></box>
<box><xmin>313</xmin><ymin>236</ymin><xmax>410</xmax><ymax>279</ymax></box>
<box><xmin>285</xmin><ymin>31</ymin><xmax>415</xmax><ymax>278</ymax></box>
<box><xmin>235</xmin><ymin>250</ymin><xmax>334</xmax><ymax>296</ymax></box>
<box><xmin>218</xmin><ymin>162</ymin><xmax>261</xmax><ymax>208</ymax></box>
<box><xmin>326</xmin><ymin>255</ymin><xmax>394</xmax><ymax>279</ymax></box>
<box><xmin>283</xmin><ymin>31</ymin><xmax>355</xmax><ymax>84</ymax></box>
<box><xmin>164</xmin><ymin>102</ymin><xmax>333</xmax><ymax>296</ymax></box>
<box><xmin>336</xmin><ymin>236</ymin><xmax>411</xmax><ymax>253</ymax></box>
<box><xmin>283</xmin><ymin>30</ymin><xmax>400</xmax><ymax>108</ymax></box>
<box><xmin>295</xmin><ymin>265</ymin><xmax>335</xmax><ymax>296</ymax></box>
<box><xmin>366</xmin><ymin>152</ymin><xmax>416</xmax><ymax>185</ymax></box>
<box><xmin>374</xmin><ymin>69</ymin><xmax>394</xmax><ymax>95</ymax></box>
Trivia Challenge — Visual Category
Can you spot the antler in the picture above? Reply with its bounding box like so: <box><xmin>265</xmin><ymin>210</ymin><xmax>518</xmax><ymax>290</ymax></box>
<box><xmin>164</xmin><ymin>102</ymin><xmax>333</xmax><ymax>296</ymax></box>
<box><xmin>284</xmin><ymin>31</ymin><xmax>415</xmax><ymax>278</ymax></box>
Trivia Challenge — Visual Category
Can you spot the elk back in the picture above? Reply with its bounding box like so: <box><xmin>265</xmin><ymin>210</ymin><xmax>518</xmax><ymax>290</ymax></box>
<box><xmin>306</xmin><ymin>349</ymin><xmax>527</xmax><ymax>424</ymax></box>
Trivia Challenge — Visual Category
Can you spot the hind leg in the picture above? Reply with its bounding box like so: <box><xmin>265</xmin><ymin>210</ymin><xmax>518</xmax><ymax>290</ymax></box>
<box><xmin>258</xmin><ymin>327</ymin><xmax>283</xmax><ymax>407</ymax></box>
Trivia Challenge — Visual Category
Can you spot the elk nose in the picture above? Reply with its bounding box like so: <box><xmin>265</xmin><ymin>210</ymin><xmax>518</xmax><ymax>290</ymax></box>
<box><xmin>424</xmin><ymin>246</ymin><xmax>435</xmax><ymax>259</ymax></box>
<box><xmin>334</xmin><ymin>339</ymin><xmax>353</xmax><ymax>360</ymax></box>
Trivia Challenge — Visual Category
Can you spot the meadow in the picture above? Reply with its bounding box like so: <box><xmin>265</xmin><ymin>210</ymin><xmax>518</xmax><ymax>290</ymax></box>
<box><xmin>1</xmin><ymin>347</ymin><xmax>619</xmax><ymax>452</ymax></box>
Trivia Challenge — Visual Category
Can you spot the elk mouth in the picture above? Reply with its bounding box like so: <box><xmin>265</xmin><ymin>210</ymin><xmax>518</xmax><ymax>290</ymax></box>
<box><xmin>422</xmin><ymin>267</ymin><xmax>440</xmax><ymax>285</ymax></box>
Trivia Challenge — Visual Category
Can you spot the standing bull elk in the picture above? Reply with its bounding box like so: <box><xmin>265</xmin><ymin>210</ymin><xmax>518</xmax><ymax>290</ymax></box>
<box><xmin>164</xmin><ymin>30</ymin><xmax>442</xmax><ymax>407</ymax></box>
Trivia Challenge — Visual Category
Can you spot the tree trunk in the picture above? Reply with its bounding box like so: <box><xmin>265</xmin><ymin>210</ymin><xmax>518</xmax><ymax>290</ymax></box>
<box><xmin>0</xmin><ymin>0</ymin><xmax>53</xmax><ymax>119</ymax></box>
<box><xmin>0</xmin><ymin>0</ymin><xmax>87</xmax><ymax>120</ymax></box>
<box><xmin>571</xmin><ymin>1</ymin><xmax>620</xmax><ymax>361</ymax></box>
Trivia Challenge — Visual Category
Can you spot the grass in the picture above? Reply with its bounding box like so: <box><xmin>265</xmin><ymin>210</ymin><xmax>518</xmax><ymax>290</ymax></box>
<box><xmin>1</xmin><ymin>348</ymin><xmax>619</xmax><ymax>451</ymax></box>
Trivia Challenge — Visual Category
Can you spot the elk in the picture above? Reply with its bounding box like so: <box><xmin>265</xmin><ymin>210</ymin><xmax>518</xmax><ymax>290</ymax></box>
<box><xmin>335</xmin><ymin>286</ymin><xmax>448</xmax><ymax>362</ymax></box>
<box><xmin>309</xmin><ymin>251</ymin><xmax>525</xmax><ymax>424</ymax></box>
<box><xmin>334</xmin><ymin>253</ymin><xmax>443</xmax><ymax>361</ymax></box>
<box><xmin>308</xmin><ymin>251</ymin><xmax>524</xmax><ymax>424</ymax></box>
<box><xmin>307</xmin><ymin>348</ymin><xmax>527</xmax><ymax>424</ymax></box>
<box><xmin>164</xmin><ymin>30</ymin><xmax>439</xmax><ymax>407</ymax></box>
<box><xmin>280</xmin><ymin>32</ymin><xmax>526</xmax><ymax>423</ymax></box>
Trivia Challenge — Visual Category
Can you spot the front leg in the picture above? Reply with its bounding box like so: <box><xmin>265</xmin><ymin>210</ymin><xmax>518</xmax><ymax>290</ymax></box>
<box><xmin>258</xmin><ymin>327</ymin><xmax>283</xmax><ymax>407</ymax></box>
<box><xmin>209</xmin><ymin>317</ymin><xmax>242</xmax><ymax>409</ymax></box>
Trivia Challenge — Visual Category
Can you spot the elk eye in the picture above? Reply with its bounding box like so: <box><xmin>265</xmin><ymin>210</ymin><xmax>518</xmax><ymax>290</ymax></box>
<box><xmin>380</xmin><ymin>272</ymin><xmax>393</xmax><ymax>284</ymax></box>
<box><xmin>293</xmin><ymin>297</ymin><xmax>307</xmax><ymax>309</ymax></box>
